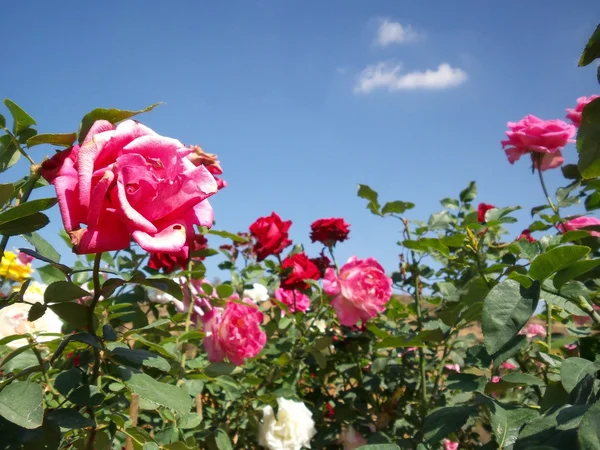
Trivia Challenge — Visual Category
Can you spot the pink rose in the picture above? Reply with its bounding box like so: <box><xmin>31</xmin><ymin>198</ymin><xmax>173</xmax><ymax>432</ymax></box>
<box><xmin>564</xmin><ymin>343</ymin><xmax>578</xmax><ymax>350</ymax></box>
<box><xmin>491</xmin><ymin>376</ymin><xmax>501</xmax><ymax>384</ymax></box>
<box><xmin>558</xmin><ymin>216</ymin><xmax>600</xmax><ymax>237</ymax></box>
<box><xmin>521</xmin><ymin>323</ymin><xmax>547</xmax><ymax>339</ymax></box>
<box><xmin>566</xmin><ymin>95</ymin><xmax>600</xmax><ymax>127</ymax></box>
<box><xmin>323</xmin><ymin>256</ymin><xmax>392</xmax><ymax>326</ymax></box>
<box><xmin>501</xmin><ymin>115</ymin><xmax>575</xmax><ymax>171</ymax></box>
<box><xmin>43</xmin><ymin>120</ymin><xmax>218</xmax><ymax>254</ymax></box>
<box><xmin>444</xmin><ymin>363</ymin><xmax>461</xmax><ymax>373</ymax></box>
<box><xmin>443</xmin><ymin>439</ymin><xmax>459</xmax><ymax>450</ymax></box>
<box><xmin>202</xmin><ymin>299</ymin><xmax>266</xmax><ymax>366</ymax></box>
<box><xmin>274</xmin><ymin>288</ymin><xmax>310</xmax><ymax>313</ymax></box>
<box><xmin>340</xmin><ymin>426</ymin><xmax>368</xmax><ymax>450</ymax></box>
<box><xmin>500</xmin><ymin>361</ymin><xmax>518</xmax><ymax>370</ymax></box>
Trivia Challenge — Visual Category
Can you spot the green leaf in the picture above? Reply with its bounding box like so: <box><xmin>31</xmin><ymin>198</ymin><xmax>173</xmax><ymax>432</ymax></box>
<box><xmin>0</xmin><ymin>134</ymin><xmax>20</xmax><ymax>172</ymax></box>
<box><xmin>356</xmin><ymin>446</ymin><xmax>401</xmax><ymax>450</ymax></box>
<box><xmin>579</xmin><ymin>400</ymin><xmax>600</xmax><ymax>450</ymax></box>
<box><xmin>482</xmin><ymin>280</ymin><xmax>540</xmax><ymax>354</ymax></box>
<box><xmin>27</xmin><ymin>302</ymin><xmax>46</xmax><ymax>322</ymax></box>
<box><xmin>376</xmin><ymin>328</ymin><xmax>446</xmax><ymax>349</ymax></box>
<box><xmin>26</xmin><ymin>133</ymin><xmax>76</xmax><ymax>148</ymax></box>
<box><xmin>205</xmin><ymin>229</ymin><xmax>248</xmax><ymax>243</ymax></box>
<box><xmin>0</xmin><ymin>381</ymin><xmax>43</xmax><ymax>429</ymax></box>
<box><xmin>118</xmin><ymin>368</ymin><xmax>192</xmax><ymax>416</ymax></box>
<box><xmin>381</xmin><ymin>200</ymin><xmax>414</xmax><ymax>215</ymax></box>
<box><xmin>0</xmin><ymin>183</ymin><xmax>14</xmax><ymax>207</ymax></box>
<box><xmin>78</xmin><ymin>103</ymin><xmax>161</xmax><ymax>143</ymax></box>
<box><xmin>49</xmin><ymin>303</ymin><xmax>91</xmax><ymax>330</ymax></box>
<box><xmin>553</xmin><ymin>259</ymin><xmax>600</xmax><ymax>289</ymax></box>
<box><xmin>204</xmin><ymin>362</ymin><xmax>236</xmax><ymax>377</ymax></box>
<box><xmin>37</xmin><ymin>264</ymin><xmax>66</xmax><ymax>284</ymax></box>
<box><xmin>428</xmin><ymin>210</ymin><xmax>453</xmax><ymax>230</ymax></box>
<box><xmin>440</xmin><ymin>197</ymin><xmax>459</xmax><ymax>209</ymax></box>
<box><xmin>3</xmin><ymin>99</ymin><xmax>36</xmax><ymax>135</ymax></box>
<box><xmin>577</xmin><ymin>98</ymin><xmax>600</xmax><ymax>179</ymax></box>
<box><xmin>492</xmin><ymin>334</ymin><xmax>527</xmax><ymax>369</ymax></box>
<box><xmin>560</xmin><ymin>357</ymin><xmax>600</xmax><ymax>393</ymax></box>
<box><xmin>459</xmin><ymin>181</ymin><xmax>477</xmax><ymax>203</ymax></box>
<box><xmin>423</xmin><ymin>406</ymin><xmax>472</xmax><ymax>443</ymax></box>
<box><xmin>214</xmin><ymin>428</ymin><xmax>233</xmax><ymax>450</ymax></box>
<box><xmin>579</xmin><ymin>23</ymin><xmax>600</xmax><ymax>66</ymax></box>
<box><xmin>22</xmin><ymin>232</ymin><xmax>60</xmax><ymax>262</ymax></box>
<box><xmin>0</xmin><ymin>113</ymin><xmax>4</xmax><ymax>128</ymax></box>
<box><xmin>44</xmin><ymin>281</ymin><xmax>90</xmax><ymax>304</ymax></box>
<box><xmin>129</xmin><ymin>274</ymin><xmax>183</xmax><ymax>301</ymax></box>
<box><xmin>216</xmin><ymin>284</ymin><xmax>234</xmax><ymax>299</ymax></box>
<box><xmin>357</xmin><ymin>184</ymin><xmax>381</xmax><ymax>216</ymax></box>
<box><xmin>502</xmin><ymin>372</ymin><xmax>544</xmax><ymax>386</ymax></box>
<box><xmin>110</xmin><ymin>346</ymin><xmax>170</xmax><ymax>372</ymax></box>
<box><xmin>178</xmin><ymin>413</ymin><xmax>202</xmax><ymax>430</ymax></box>
<box><xmin>0</xmin><ymin>198</ymin><xmax>57</xmax><ymax>225</ymax></box>
<box><xmin>46</xmin><ymin>408</ymin><xmax>95</xmax><ymax>429</ymax></box>
<box><xmin>529</xmin><ymin>245</ymin><xmax>590</xmax><ymax>281</ymax></box>
<box><xmin>488</xmin><ymin>401</ymin><xmax>539</xmax><ymax>448</ymax></box>
<box><xmin>0</xmin><ymin>212</ymin><xmax>50</xmax><ymax>236</ymax></box>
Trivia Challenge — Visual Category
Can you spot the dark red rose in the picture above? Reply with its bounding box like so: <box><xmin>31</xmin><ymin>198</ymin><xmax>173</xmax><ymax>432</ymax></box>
<box><xmin>310</xmin><ymin>218</ymin><xmax>350</xmax><ymax>246</ymax></box>
<box><xmin>249</xmin><ymin>212</ymin><xmax>292</xmax><ymax>261</ymax></box>
<box><xmin>310</xmin><ymin>251</ymin><xmax>332</xmax><ymax>278</ymax></box>
<box><xmin>517</xmin><ymin>229</ymin><xmax>535</xmax><ymax>243</ymax></box>
<box><xmin>477</xmin><ymin>203</ymin><xmax>495</xmax><ymax>223</ymax></box>
<box><xmin>40</xmin><ymin>146</ymin><xmax>78</xmax><ymax>183</ymax></box>
<box><xmin>325</xmin><ymin>403</ymin><xmax>335</xmax><ymax>419</ymax></box>
<box><xmin>280</xmin><ymin>252</ymin><xmax>320</xmax><ymax>290</ymax></box>
<box><xmin>149</xmin><ymin>235</ymin><xmax>209</xmax><ymax>273</ymax></box>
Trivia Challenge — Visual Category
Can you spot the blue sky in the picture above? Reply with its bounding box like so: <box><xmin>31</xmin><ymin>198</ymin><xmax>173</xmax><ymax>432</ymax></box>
<box><xmin>1</xmin><ymin>1</ymin><xmax>600</xmax><ymax>278</ymax></box>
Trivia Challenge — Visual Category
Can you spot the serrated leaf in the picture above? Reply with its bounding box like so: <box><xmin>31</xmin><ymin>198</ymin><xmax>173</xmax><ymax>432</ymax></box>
<box><xmin>26</xmin><ymin>133</ymin><xmax>76</xmax><ymax>148</ymax></box>
<box><xmin>381</xmin><ymin>200</ymin><xmax>414</xmax><ymax>215</ymax></box>
<box><xmin>27</xmin><ymin>302</ymin><xmax>46</xmax><ymax>322</ymax></box>
<box><xmin>529</xmin><ymin>245</ymin><xmax>590</xmax><ymax>281</ymax></box>
<box><xmin>3</xmin><ymin>99</ymin><xmax>36</xmax><ymax>135</ymax></box>
<box><xmin>0</xmin><ymin>381</ymin><xmax>43</xmax><ymax>429</ymax></box>
<box><xmin>579</xmin><ymin>24</ymin><xmax>600</xmax><ymax>66</ymax></box>
<box><xmin>553</xmin><ymin>259</ymin><xmax>600</xmax><ymax>289</ymax></box>
<box><xmin>44</xmin><ymin>281</ymin><xmax>90</xmax><ymax>304</ymax></box>
<box><xmin>21</xmin><ymin>232</ymin><xmax>60</xmax><ymax>262</ymax></box>
<box><xmin>110</xmin><ymin>346</ymin><xmax>170</xmax><ymax>372</ymax></box>
<box><xmin>357</xmin><ymin>184</ymin><xmax>381</xmax><ymax>215</ymax></box>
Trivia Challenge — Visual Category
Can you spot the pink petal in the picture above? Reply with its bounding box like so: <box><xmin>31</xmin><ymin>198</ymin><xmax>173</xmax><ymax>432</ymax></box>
<box><xmin>132</xmin><ymin>223</ymin><xmax>188</xmax><ymax>253</ymax></box>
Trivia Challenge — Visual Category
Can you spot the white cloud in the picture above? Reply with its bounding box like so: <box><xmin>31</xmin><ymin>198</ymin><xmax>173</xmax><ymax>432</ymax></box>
<box><xmin>354</xmin><ymin>62</ymin><xmax>467</xmax><ymax>94</ymax></box>
<box><xmin>376</xmin><ymin>19</ymin><xmax>419</xmax><ymax>46</ymax></box>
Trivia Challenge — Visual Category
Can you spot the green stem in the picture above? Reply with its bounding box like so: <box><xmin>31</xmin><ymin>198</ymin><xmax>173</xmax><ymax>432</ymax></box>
<box><xmin>546</xmin><ymin>304</ymin><xmax>552</xmax><ymax>351</ymax></box>
<box><xmin>88</xmin><ymin>253</ymin><xmax>103</xmax><ymax>384</ymax></box>
<box><xmin>0</xmin><ymin>167</ymin><xmax>41</xmax><ymax>259</ymax></box>
<box><xmin>537</xmin><ymin>167</ymin><xmax>560</xmax><ymax>218</ymax></box>
<box><xmin>327</xmin><ymin>246</ymin><xmax>339</xmax><ymax>273</ymax></box>
<box><xmin>180</xmin><ymin>261</ymin><xmax>195</xmax><ymax>368</ymax></box>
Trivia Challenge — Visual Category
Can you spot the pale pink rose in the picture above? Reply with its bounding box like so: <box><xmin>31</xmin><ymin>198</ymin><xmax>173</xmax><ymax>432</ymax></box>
<box><xmin>491</xmin><ymin>376</ymin><xmax>501</xmax><ymax>384</ymax></box>
<box><xmin>323</xmin><ymin>256</ymin><xmax>392</xmax><ymax>326</ymax></box>
<box><xmin>564</xmin><ymin>343</ymin><xmax>578</xmax><ymax>350</ymax></box>
<box><xmin>501</xmin><ymin>115</ymin><xmax>575</xmax><ymax>171</ymax></box>
<box><xmin>444</xmin><ymin>363</ymin><xmax>461</xmax><ymax>373</ymax></box>
<box><xmin>558</xmin><ymin>216</ymin><xmax>600</xmax><ymax>237</ymax></box>
<box><xmin>340</xmin><ymin>426</ymin><xmax>368</xmax><ymax>450</ymax></box>
<box><xmin>500</xmin><ymin>361</ymin><xmax>518</xmax><ymax>370</ymax></box>
<box><xmin>566</xmin><ymin>95</ymin><xmax>600</xmax><ymax>127</ymax></box>
<box><xmin>521</xmin><ymin>323</ymin><xmax>547</xmax><ymax>339</ymax></box>
<box><xmin>274</xmin><ymin>288</ymin><xmax>310</xmax><ymax>313</ymax></box>
<box><xmin>202</xmin><ymin>299</ymin><xmax>266</xmax><ymax>366</ymax></box>
<box><xmin>43</xmin><ymin>120</ymin><xmax>218</xmax><ymax>254</ymax></box>
<box><xmin>443</xmin><ymin>439</ymin><xmax>459</xmax><ymax>450</ymax></box>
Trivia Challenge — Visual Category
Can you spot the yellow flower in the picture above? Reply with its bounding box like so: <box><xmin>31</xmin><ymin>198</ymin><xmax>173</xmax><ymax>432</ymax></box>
<box><xmin>0</xmin><ymin>251</ymin><xmax>33</xmax><ymax>282</ymax></box>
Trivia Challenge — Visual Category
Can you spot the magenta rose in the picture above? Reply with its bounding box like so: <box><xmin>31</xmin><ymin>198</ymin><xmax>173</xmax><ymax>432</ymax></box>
<box><xmin>43</xmin><ymin>120</ymin><xmax>218</xmax><ymax>254</ymax></box>
<box><xmin>501</xmin><ymin>115</ymin><xmax>575</xmax><ymax>171</ymax></box>
<box><xmin>566</xmin><ymin>95</ymin><xmax>600</xmax><ymax>127</ymax></box>
<box><xmin>323</xmin><ymin>256</ymin><xmax>392</xmax><ymax>326</ymax></box>
<box><xmin>559</xmin><ymin>216</ymin><xmax>600</xmax><ymax>237</ymax></box>
<box><xmin>202</xmin><ymin>299</ymin><xmax>266</xmax><ymax>366</ymax></box>
<box><xmin>274</xmin><ymin>288</ymin><xmax>310</xmax><ymax>313</ymax></box>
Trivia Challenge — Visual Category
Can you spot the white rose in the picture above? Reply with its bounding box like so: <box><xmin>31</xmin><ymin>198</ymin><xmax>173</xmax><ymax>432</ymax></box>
<box><xmin>243</xmin><ymin>283</ymin><xmax>269</xmax><ymax>303</ymax></box>
<box><xmin>311</xmin><ymin>319</ymin><xmax>327</xmax><ymax>333</ymax></box>
<box><xmin>339</xmin><ymin>426</ymin><xmax>368</xmax><ymax>450</ymax></box>
<box><xmin>0</xmin><ymin>282</ymin><xmax>63</xmax><ymax>349</ymax></box>
<box><xmin>258</xmin><ymin>398</ymin><xmax>316</xmax><ymax>450</ymax></box>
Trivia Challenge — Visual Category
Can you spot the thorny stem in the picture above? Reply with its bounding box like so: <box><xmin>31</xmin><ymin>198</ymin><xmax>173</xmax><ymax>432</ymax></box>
<box><xmin>401</xmin><ymin>218</ymin><xmax>428</xmax><ymax>418</ymax></box>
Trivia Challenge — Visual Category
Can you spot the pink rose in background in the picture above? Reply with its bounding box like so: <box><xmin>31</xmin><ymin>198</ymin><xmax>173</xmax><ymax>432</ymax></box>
<box><xmin>324</xmin><ymin>256</ymin><xmax>392</xmax><ymax>326</ymax></box>
<box><xmin>444</xmin><ymin>363</ymin><xmax>461</xmax><ymax>373</ymax></box>
<box><xmin>558</xmin><ymin>216</ymin><xmax>600</xmax><ymax>237</ymax></box>
<box><xmin>491</xmin><ymin>376</ymin><xmax>501</xmax><ymax>384</ymax></box>
<box><xmin>501</xmin><ymin>115</ymin><xmax>575</xmax><ymax>171</ymax></box>
<box><xmin>274</xmin><ymin>288</ymin><xmax>310</xmax><ymax>313</ymax></box>
<box><xmin>566</xmin><ymin>95</ymin><xmax>600</xmax><ymax>127</ymax></box>
<box><xmin>500</xmin><ymin>361</ymin><xmax>518</xmax><ymax>370</ymax></box>
<box><xmin>42</xmin><ymin>120</ymin><xmax>218</xmax><ymax>254</ymax></box>
<box><xmin>443</xmin><ymin>439</ymin><xmax>459</xmax><ymax>450</ymax></box>
<box><xmin>202</xmin><ymin>299</ymin><xmax>266</xmax><ymax>366</ymax></box>
<box><xmin>564</xmin><ymin>343</ymin><xmax>578</xmax><ymax>350</ymax></box>
<box><xmin>521</xmin><ymin>323</ymin><xmax>547</xmax><ymax>339</ymax></box>
<box><xmin>339</xmin><ymin>426</ymin><xmax>368</xmax><ymax>450</ymax></box>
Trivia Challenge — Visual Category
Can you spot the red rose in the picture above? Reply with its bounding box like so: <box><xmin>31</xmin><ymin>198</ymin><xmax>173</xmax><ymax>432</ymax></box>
<box><xmin>310</xmin><ymin>218</ymin><xmax>350</xmax><ymax>246</ymax></box>
<box><xmin>149</xmin><ymin>235</ymin><xmax>209</xmax><ymax>273</ymax></box>
<box><xmin>280</xmin><ymin>252</ymin><xmax>320</xmax><ymax>290</ymax></box>
<box><xmin>310</xmin><ymin>251</ymin><xmax>332</xmax><ymax>277</ymax></box>
<box><xmin>249</xmin><ymin>212</ymin><xmax>292</xmax><ymax>261</ymax></box>
<box><xmin>477</xmin><ymin>203</ymin><xmax>495</xmax><ymax>223</ymax></box>
<box><xmin>517</xmin><ymin>229</ymin><xmax>535</xmax><ymax>243</ymax></box>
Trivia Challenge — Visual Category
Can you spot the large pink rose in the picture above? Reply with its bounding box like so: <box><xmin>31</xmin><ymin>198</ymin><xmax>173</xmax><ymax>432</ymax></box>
<box><xmin>323</xmin><ymin>256</ymin><xmax>392</xmax><ymax>326</ymax></box>
<box><xmin>44</xmin><ymin>120</ymin><xmax>218</xmax><ymax>254</ymax></box>
<box><xmin>202</xmin><ymin>299</ymin><xmax>266</xmax><ymax>366</ymax></box>
<box><xmin>566</xmin><ymin>95</ymin><xmax>600</xmax><ymax>127</ymax></box>
<box><xmin>559</xmin><ymin>216</ymin><xmax>600</xmax><ymax>237</ymax></box>
<box><xmin>274</xmin><ymin>288</ymin><xmax>310</xmax><ymax>313</ymax></box>
<box><xmin>501</xmin><ymin>115</ymin><xmax>575</xmax><ymax>171</ymax></box>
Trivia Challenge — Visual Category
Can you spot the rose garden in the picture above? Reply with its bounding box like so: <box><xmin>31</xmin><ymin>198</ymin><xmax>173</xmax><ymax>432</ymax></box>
<box><xmin>0</xmin><ymin>21</ymin><xmax>600</xmax><ymax>450</ymax></box>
